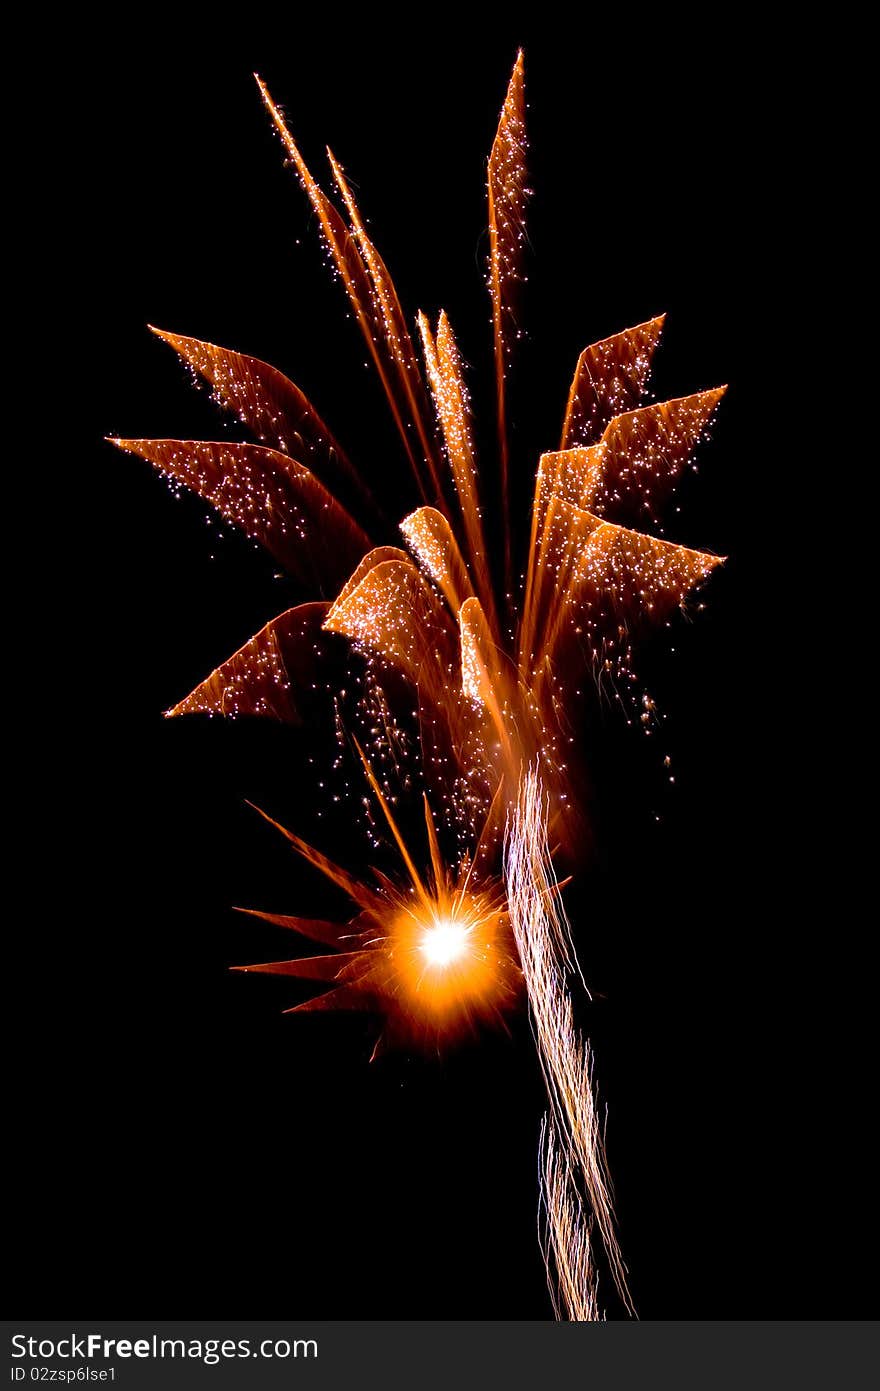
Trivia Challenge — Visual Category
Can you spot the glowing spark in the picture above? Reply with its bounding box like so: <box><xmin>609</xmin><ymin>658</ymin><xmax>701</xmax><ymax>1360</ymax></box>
<box><xmin>420</xmin><ymin>917</ymin><xmax>470</xmax><ymax>967</ymax></box>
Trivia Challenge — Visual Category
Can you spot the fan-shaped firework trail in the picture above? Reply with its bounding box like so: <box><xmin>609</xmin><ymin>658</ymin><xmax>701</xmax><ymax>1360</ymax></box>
<box><xmin>111</xmin><ymin>51</ymin><xmax>725</xmax><ymax>1317</ymax></box>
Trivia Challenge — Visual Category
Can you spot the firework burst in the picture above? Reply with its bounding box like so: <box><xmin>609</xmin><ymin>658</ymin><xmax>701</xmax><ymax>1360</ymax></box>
<box><xmin>111</xmin><ymin>51</ymin><xmax>725</xmax><ymax>1317</ymax></box>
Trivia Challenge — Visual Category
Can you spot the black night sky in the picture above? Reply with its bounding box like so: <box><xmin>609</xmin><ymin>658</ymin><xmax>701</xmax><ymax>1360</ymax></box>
<box><xmin>14</xmin><ymin>16</ymin><xmax>870</xmax><ymax>1320</ymax></box>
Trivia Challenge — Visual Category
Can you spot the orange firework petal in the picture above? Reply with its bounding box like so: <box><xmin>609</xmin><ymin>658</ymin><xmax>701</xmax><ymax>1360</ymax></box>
<box><xmin>488</xmin><ymin>49</ymin><xmax>527</xmax><ymax>584</ymax></box>
<box><xmin>551</xmin><ymin>388</ymin><xmax>726</xmax><ymax>529</ymax></box>
<box><xmin>148</xmin><ymin>327</ymin><xmax>365</xmax><ymax>504</ymax></box>
<box><xmin>418</xmin><ymin>312</ymin><xmax>498</xmax><ymax>631</ymax></box>
<box><xmin>323</xmin><ymin>556</ymin><xmax>456</xmax><ymax>692</ymax></box>
<box><xmin>560</xmin><ymin>315</ymin><xmax>666</xmax><ymax>449</ymax></box>
<box><xmin>538</xmin><ymin>502</ymin><xmax>724</xmax><ymax>675</ymax></box>
<box><xmin>327</xmin><ymin>545</ymin><xmax>412</xmax><ymax>616</ymax></box>
<box><xmin>400</xmin><ymin>506</ymin><xmax>474</xmax><ymax>616</ymax></box>
<box><xmin>165</xmin><ymin>602</ymin><xmax>330</xmax><ymax>721</ymax></box>
<box><xmin>460</xmin><ymin>597</ymin><xmax>501</xmax><ymax>707</ymax></box>
<box><xmin>109</xmin><ymin>438</ymin><xmax>370</xmax><ymax>592</ymax></box>
<box><xmin>523</xmin><ymin>386</ymin><xmax>725</xmax><ymax>661</ymax></box>
<box><xmin>326</xmin><ymin>555</ymin><xmax>497</xmax><ymax>836</ymax></box>
<box><xmin>579</xmin><ymin>517</ymin><xmax>724</xmax><ymax>615</ymax></box>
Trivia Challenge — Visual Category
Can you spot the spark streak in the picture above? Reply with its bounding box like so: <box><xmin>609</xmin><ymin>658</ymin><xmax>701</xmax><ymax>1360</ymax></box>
<box><xmin>488</xmin><ymin>48</ymin><xmax>528</xmax><ymax>597</ymax></box>
<box><xmin>539</xmin><ymin>1112</ymin><xmax>600</xmax><ymax>1322</ymax></box>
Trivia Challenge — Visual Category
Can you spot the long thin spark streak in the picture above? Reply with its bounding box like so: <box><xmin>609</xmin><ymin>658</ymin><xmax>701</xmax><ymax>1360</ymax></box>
<box><xmin>506</xmin><ymin>768</ymin><xmax>634</xmax><ymax>1316</ymax></box>
<box><xmin>539</xmin><ymin>1112</ymin><xmax>601</xmax><ymax>1322</ymax></box>
<box><xmin>488</xmin><ymin>48</ymin><xmax>527</xmax><ymax>600</ymax></box>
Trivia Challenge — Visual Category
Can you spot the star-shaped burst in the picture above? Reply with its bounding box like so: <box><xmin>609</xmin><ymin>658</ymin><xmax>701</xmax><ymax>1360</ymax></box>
<box><xmin>234</xmin><ymin>783</ymin><xmax>520</xmax><ymax>1053</ymax></box>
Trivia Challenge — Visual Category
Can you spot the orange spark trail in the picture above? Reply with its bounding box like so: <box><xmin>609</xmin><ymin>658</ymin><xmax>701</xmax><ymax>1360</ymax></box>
<box><xmin>110</xmin><ymin>437</ymin><xmax>370</xmax><ymax>594</ymax></box>
<box><xmin>488</xmin><ymin>49</ymin><xmax>527</xmax><ymax>600</ymax></box>
<box><xmin>418</xmin><ymin>311</ymin><xmax>499</xmax><ymax>636</ymax></box>
<box><xmin>149</xmin><ymin>328</ymin><xmax>359</xmax><ymax>496</ymax></box>
<box><xmin>255</xmin><ymin>76</ymin><xmax>442</xmax><ymax>505</ymax></box>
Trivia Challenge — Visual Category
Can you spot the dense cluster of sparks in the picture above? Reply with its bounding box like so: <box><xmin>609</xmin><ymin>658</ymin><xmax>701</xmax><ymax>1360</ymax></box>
<box><xmin>112</xmin><ymin>53</ymin><xmax>725</xmax><ymax>1317</ymax></box>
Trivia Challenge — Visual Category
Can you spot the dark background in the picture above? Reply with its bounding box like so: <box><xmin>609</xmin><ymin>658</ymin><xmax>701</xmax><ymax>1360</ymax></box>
<box><xmin>14</xmin><ymin>16</ymin><xmax>870</xmax><ymax>1318</ymax></box>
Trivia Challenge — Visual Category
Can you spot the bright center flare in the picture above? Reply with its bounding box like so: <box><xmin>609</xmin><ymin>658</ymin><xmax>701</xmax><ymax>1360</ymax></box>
<box><xmin>420</xmin><ymin>918</ymin><xmax>469</xmax><ymax>967</ymax></box>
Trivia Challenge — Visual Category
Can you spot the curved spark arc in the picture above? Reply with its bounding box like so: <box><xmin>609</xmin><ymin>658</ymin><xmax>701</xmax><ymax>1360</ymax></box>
<box><xmin>488</xmin><ymin>48</ymin><xmax>528</xmax><ymax>600</ymax></box>
<box><xmin>112</xmin><ymin>51</ymin><xmax>727</xmax><ymax>1320</ymax></box>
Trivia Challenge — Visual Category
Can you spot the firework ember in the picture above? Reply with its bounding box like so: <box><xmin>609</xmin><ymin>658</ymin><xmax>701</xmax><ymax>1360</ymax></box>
<box><xmin>111</xmin><ymin>50</ymin><xmax>725</xmax><ymax>1318</ymax></box>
